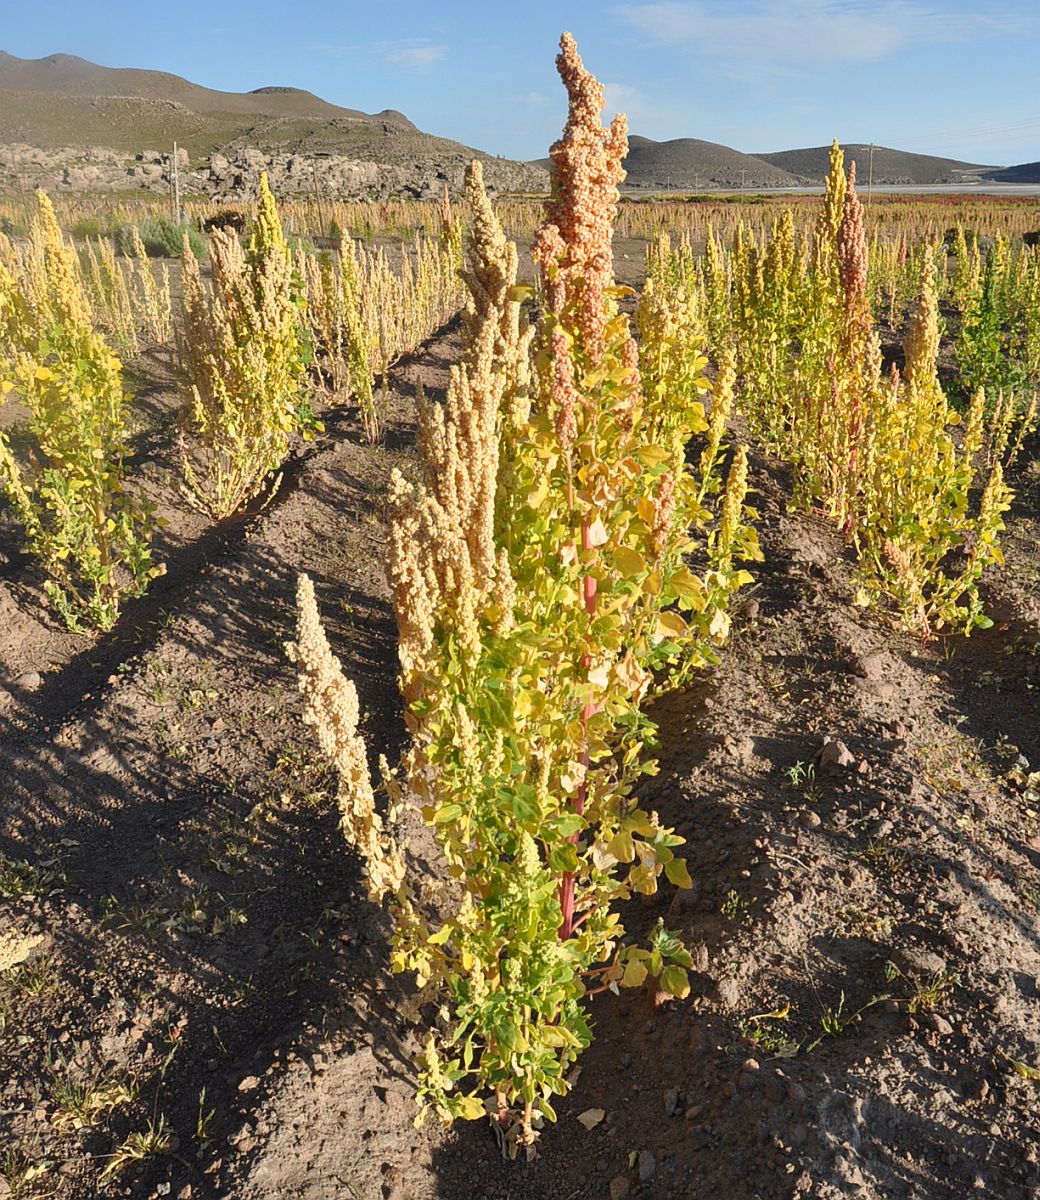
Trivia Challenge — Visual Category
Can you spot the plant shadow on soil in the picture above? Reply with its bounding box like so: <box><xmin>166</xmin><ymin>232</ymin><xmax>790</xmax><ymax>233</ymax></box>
<box><xmin>0</xmin><ymin>353</ymin><xmax>431</xmax><ymax>1196</ymax></box>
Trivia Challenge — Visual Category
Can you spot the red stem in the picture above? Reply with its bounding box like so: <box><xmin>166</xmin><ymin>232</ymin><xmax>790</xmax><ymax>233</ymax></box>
<box><xmin>558</xmin><ymin>517</ymin><xmax>597</xmax><ymax>942</ymax></box>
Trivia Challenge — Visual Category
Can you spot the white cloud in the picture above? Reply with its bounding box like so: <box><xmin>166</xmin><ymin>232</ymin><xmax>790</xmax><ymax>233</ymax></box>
<box><xmin>518</xmin><ymin>90</ymin><xmax>552</xmax><ymax>110</ymax></box>
<box><xmin>385</xmin><ymin>43</ymin><xmax>446</xmax><ymax>68</ymax></box>
<box><xmin>612</xmin><ymin>1</ymin><xmax>1026</xmax><ymax>71</ymax></box>
<box><xmin>602</xmin><ymin>81</ymin><xmax>653</xmax><ymax>124</ymax></box>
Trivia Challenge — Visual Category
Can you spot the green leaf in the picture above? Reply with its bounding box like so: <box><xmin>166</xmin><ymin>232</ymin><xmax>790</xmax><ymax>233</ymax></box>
<box><xmin>548</xmin><ymin>843</ymin><xmax>579</xmax><ymax>873</ymax></box>
<box><xmin>664</xmin><ymin>857</ymin><xmax>693</xmax><ymax>889</ymax></box>
<box><xmin>659</xmin><ymin>965</ymin><xmax>690</xmax><ymax>1000</ymax></box>
<box><xmin>554</xmin><ymin>813</ymin><xmax>586</xmax><ymax>838</ymax></box>
<box><xmin>435</xmin><ymin>803</ymin><xmax>463</xmax><ymax>824</ymax></box>
<box><xmin>501</xmin><ymin>786</ymin><xmax>540</xmax><ymax>825</ymax></box>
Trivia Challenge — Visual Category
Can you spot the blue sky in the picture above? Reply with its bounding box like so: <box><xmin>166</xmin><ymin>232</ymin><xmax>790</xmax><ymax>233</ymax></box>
<box><xmin>4</xmin><ymin>1</ymin><xmax>1040</xmax><ymax>166</ymax></box>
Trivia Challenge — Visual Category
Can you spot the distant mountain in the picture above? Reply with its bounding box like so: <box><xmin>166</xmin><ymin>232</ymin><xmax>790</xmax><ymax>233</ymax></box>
<box><xmin>982</xmin><ymin>161</ymin><xmax>1040</xmax><ymax>183</ymax></box>
<box><xmin>0</xmin><ymin>49</ymin><xmax>417</xmax><ymax>155</ymax></box>
<box><xmin>535</xmin><ymin>136</ymin><xmax>999</xmax><ymax>191</ymax></box>
<box><xmin>533</xmin><ymin>135</ymin><xmax>801</xmax><ymax>190</ymax></box>
<box><xmin>0</xmin><ymin>49</ymin><xmax>547</xmax><ymax>198</ymax></box>
<box><xmin>756</xmin><ymin>144</ymin><xmax>995</xmax><ymax>186</ymax></box>
<box><xmin>622</xmin><ymin>136</ymin><xmax>802</xmax><ymax>189</ymax></box>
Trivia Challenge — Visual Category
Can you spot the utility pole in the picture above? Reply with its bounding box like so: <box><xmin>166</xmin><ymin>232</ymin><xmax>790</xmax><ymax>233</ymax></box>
<box><xmin>867</xmin><ymin>143</ymin><xmax>875</xmax><ymax>207</ymax></box>
<box><xmin>740</xmin><ymin>168</ymin><xmax>746</xmax><ymax>195</ymax></box>
<box><xmin>172</xmin><ymin>141</ymin><xmax>182</xmax><ymax>225</ymax></box>
<box><xmin>311</xmin><ymin>158</ymin><xmax>328</xmax><ymax>239</ymax></box>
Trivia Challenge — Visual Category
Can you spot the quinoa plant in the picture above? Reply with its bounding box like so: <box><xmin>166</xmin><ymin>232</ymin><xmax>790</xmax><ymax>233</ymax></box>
<box><xmin>293</xmin><ymin>39</ymin><xmax>757</xmax><ymax>1153</ymax></box>
<box><xmin>0</xmin><ymin>192</ymin><xmax>161</xmax><ymax>632</ymax></box>
<box><xmin>711</xmin><ymin>149</ymin><xmax>1035</xmax><ymax>635</ymax></box>
<box><xmin>178</xmin><ymin>173</ymin><xmax>314</xmax><ymax>517</ymax></box>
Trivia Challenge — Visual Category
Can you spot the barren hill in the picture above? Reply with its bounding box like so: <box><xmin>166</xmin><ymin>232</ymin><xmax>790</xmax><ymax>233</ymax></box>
<box><xmin>622</xmin><ymin>136</ymin><xmax>801</xmax><ymax>189</ymax></box>
<box><xmin>0</xmin><ymin>50</ymin><xmax>547</xmax><ymax>198</ymax></box>
<box><xmin>0</xmin><ymin>49</ymin><xmax>416</xmax><ymax>153</ymax></box>
<box><xmin>533</xmin><ymin>135</ymin><xmax>801</xmax><ymax>190</ymax></box>
<box><xmin>982</xmin><ymin>161</ymin><xmax>1040</xmax><ymax>183</ymax></box>
<box><xmin>756</xmin><ymin>143</ymin><xmax>994</xmax><ymax>185</ymax></box>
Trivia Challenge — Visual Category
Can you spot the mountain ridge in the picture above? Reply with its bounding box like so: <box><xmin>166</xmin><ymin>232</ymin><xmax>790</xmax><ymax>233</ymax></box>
<box><xmin>756</xmin><ymin>144</ymin><xmax>995</xmax><ymax>186</ymax></box>
<box><xmin>0</xmin><ymin>48</ymin><xmax>547</xmax><ymax>198</ymax></box>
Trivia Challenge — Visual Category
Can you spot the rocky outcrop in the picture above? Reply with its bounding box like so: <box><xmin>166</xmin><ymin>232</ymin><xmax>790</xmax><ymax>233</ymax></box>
<box><xmin>0</xmin><ymin>142</ymin><xmax>547</xmax><ymax>199</ymax></box>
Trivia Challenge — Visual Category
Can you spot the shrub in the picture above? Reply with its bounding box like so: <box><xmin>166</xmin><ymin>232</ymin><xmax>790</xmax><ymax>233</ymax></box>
<box><xmin>200</xmin><ymin>210</ymin><xmax>247</xmax><ymax>234</ymax></box>
<box><xmin>115</xmin><ymin>217</ymin><xmax>205</xmax><ymax>260</ymax></box>
<box><xmin>717</xmin><ymin>147</ymin><xmax>1035</xmax><ymax>635</ymax></box>
<box><xmin>302</xmin><ymin>231</ymin><xmax>464</xmax><ymax>441</ymax></box>
<box><xmin>69</xmin><ymin>215</ymin><xmax>108</xmax><ymax>241</ymax></box>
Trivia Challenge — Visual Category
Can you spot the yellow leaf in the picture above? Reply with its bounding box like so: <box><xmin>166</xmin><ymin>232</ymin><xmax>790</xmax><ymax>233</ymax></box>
<box><xmin>669</xmin><ymin>566</ymin><xmax>703</xmax><ymax>599</ymax></box>
<box><xmin>591</xmin><ymin>841</ymin><xmax>619</xmax><ymax>870</ymax></box>
<box><xmin>588</xmin><ymin>663</ymin><xmax>610</xmax><ymax>688</ymax></box>
<box><xmin>34</xmin><ymin>366</ymin><xmax>53</xmax><ymax>382</ymax></box>
<box><xmin>709</xmin><ymin>608</ymin><xmax>731</xmax><ymax>640</ymax></box>
<box><xmin>527</xmin><ymin>478</ymin><xmax>548</xmax><ymax>508</ymax></box>
<box><xmin>613</xmin><ymin>545</ymin><xmax>646</xmax><ymax>576</ymax></box>
<box><xmin>614</xmin><ymin>653</ymin><xmax>650</xmax><ymax>698</ymax></box>
<box><xmin>621</xmin><ymin>959</ymin><xmax>648</xmax><ymax>988</ymax></box>
<box><xmin>455</xmin><ymin>1095</ymin><xmax>487</xmax><ymax>1121</ymax></box>
<box><xmin>654</xmin><ymin>611</ymin><xmax>688</xmax><ymax>643</ymax></box>
<box><xmin>608</xmin><ymin>829</ymin><xmax>635</xmax><ymax>863</ymax></box>
<box><xmin>664</xmin><ymin>857</ymin><xmax>693</xmax><ymax>889</ymax></box>
<box><xmin>636</xmin><ymin>444</ymin><xmax>670</xmax><ymax>467</ymax></box>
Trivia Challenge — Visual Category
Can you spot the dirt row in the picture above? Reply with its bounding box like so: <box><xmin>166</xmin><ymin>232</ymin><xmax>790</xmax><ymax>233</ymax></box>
<box><xmin>0</xmin><ymin>315</ymin><xmax>1039</xmax><ymax>1200</ymax></box>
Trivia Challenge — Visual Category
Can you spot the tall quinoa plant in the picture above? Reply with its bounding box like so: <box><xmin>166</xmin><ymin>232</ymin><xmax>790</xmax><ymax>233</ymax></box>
<box><xmin>293</xmin><ymin>38</ymin><xmax>756</xmax><ymax>1155</ymax></box>
<box><xmin>178</xmin><ymin>173</ymin><xmax>313</xmax><ymax>518</ymax></box>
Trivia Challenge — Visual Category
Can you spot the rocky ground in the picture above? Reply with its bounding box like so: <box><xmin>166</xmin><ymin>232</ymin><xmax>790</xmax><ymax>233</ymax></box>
<box><xmin>0</xmin><ymin>142</ymin><xmax>547</xmax><ymax>202</ymax></box>
<box><xmin>0</xmin><ymin>263</ymin><xmax>1039</xmax><ymax>1200</ymax></box>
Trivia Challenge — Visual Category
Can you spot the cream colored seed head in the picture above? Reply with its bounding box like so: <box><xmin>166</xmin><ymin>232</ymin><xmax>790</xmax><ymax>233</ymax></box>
<box><xmin>903</xmin><ymin>250</ymin><xmax>941</xmax><ymax>400</ymax></box>
<box><xmin>292</xmin><ymin>574</ymin><xmax>405</xmax><ymax>903</ymax></box>
<box><xmin>718</xmin><ymin>444</ymin><xmax>749</xmax><ymax>559</ymax></box>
